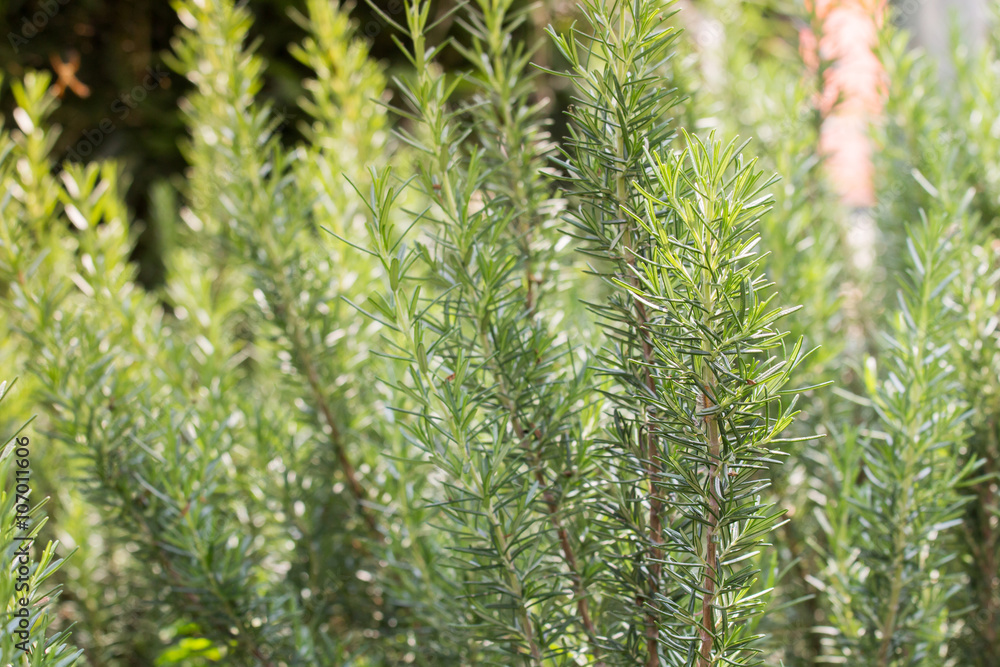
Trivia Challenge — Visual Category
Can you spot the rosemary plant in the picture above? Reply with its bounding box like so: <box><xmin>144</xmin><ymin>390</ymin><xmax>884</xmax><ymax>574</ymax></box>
<box><xmin>359</xmin><ymin>0</ymin><xmax>600</xmax><ymax>661</ymax></box>
<box><xmin>809</xmin><ymin>23</ymin><xmax>993</xmax><ymax>666</ymax></box>
<box><xmin>550</xmin><ymin>2</ymin><xmax>811</xmax><ymax>664</ymax></box>
<box><xmin>2</xmin><ymin>0</ymin><xmax>432</xmax><ymax>662</ymax></box>
<box><xmin>951</xmin><ymin>30</ymin><xmax>1000</xmax><ymax>664</ymax></box>
<box><xmin>360</xmin><ymin>1</ymin><xmax>809</xmax><ymax>664</ymax></box>
<box><xmin>3</xmin><ymin>0</ymin><xmax>1000</xmax><ymax>664</ymax></box>
<box><xmin>814</xmin><ymin>183</ymin><xmax>978</xmax><ymax>664</ymax></box>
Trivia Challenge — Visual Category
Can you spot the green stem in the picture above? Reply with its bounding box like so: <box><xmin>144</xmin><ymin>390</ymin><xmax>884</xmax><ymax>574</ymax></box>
<box><xmin>878</xmin><ymin>235</ymin><xmax>935</xmax><ymax>665</ymax></box>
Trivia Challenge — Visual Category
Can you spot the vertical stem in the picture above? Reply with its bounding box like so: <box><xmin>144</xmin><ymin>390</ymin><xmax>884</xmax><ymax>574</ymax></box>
<box><xmin>876</xmin><ymin>547</ymin><xmax>906</xmax><ymax>666</ymax></box>
<box><xmin>638</xmin><ymin>298</ymin><xmax>664</xmax><ymax>667</ymax></box>
<box><xmin>492</xmin><ymin>67</ymin><xmax>602</xmax><ymax>653</ymax></box>
<box><xmin>878</xmin><ymin>238</ymin><xmax>935</xmax><ymax>664</ymax></box>
<box><xmin>291</xmin><ymin>324</ymin><xmax>381</xmax><ymax>539</ymax></box>
<box><xmin>607</xmin><ymin>12</ymin><xmax>664</xmax><ymax>658</ymax></box>
<box><xmin>621</xmin><ymin>180</ymin><xmax>664</xmax><ymax>667</ymax></box>
<box><xmin>389</xmin><ymin>257</ymin><xmax>545</xmax><ymax>663</ymax></box>
<box><xmin>699</xmin><ymin>392</ymin><xmax>721</xmax><ymax>667</ymax></box>
<box><xmin>262</xmin><ymin>229</ymin><xmax>381</xmax><ymax>540</ymax></box>
<box><xmin>697</xmin><ymin>193</ymin><xmax>720</xmax><ymax>667</ymax></box>
<box><xmin>617</xmin><ymin>151</ymin><xmax>664</xmax><ymax>667</ymax></box>
<box><xmin>480</xmin><ymin>323</ymin><xmax>604</xmax><ymax>660</ymax></box>
<box><xmin>605</xmin><ymin>6</ymin><xmax>665</xmax><ymax>659</ymax></box>
<box><xmin>485</xmin><ymin>494</ymin><xmax>545</xmax><ymax>665</ymax></box>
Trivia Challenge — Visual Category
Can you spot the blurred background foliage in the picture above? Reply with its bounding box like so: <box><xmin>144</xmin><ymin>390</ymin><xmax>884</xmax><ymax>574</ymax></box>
<box><xmin>0</xmin><ymin>0</ymin><xmax>812</xmax><ymax>289</ymax></box>
<box><xmin>0</xmin><ymin>0</ymin><xmax>984</xmax><ymax>282</ymax></box>
<box><xmin>1</xmin><ymin>0</ymin><xmax>999</xmax><ymax>665</ymax></box>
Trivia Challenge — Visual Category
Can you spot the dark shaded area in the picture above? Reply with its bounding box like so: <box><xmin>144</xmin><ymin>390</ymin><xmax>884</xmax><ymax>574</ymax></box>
<box><xmin>3</xmin><ymin>0</ymin><xmax>187</xmax><ymax>288</ymax></box>
<box><xmin>1</xmin><ymin>0</ymin><xmax>313</xmax><ymax>288</ymax></box>
<box><xmin>0</xmin><ymin>0</ymin><xmax>572</xmax><ymax>288</ymax></box>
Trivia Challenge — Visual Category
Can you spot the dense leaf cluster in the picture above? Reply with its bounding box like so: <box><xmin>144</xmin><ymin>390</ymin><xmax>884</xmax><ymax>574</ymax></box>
<box><xmin>1</xmin><ymin>1</ymin><xmax>999</xmax><ymax>666</ymax></box>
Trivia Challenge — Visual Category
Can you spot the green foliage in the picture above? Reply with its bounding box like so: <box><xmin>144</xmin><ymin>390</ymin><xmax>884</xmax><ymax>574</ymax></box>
<box><xmin>363</xmin><ymin>1</ymin><xmax>810</xmax><ymax>665</ymax></box>
<box><xmin>1</xmin><ymin>0</ymin><xmax>999</xmax><ymax>665</ymax></box>
<box><xmin>360</xmin><ymin>0</ymin><xmax>597</xmax><ymax>661</ymax></box>
<box><xmin>814</xmin><ymin>194</ymin><xmax>977</xmax><ymax>665</ymax></box>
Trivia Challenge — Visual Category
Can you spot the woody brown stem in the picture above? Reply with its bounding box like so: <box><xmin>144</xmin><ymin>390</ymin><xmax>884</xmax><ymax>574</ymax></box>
<box><xmin>269</xmin><ymin>268</ymin><xmax>382</xmax><ymax>541</ymax></box>
<box><xmin>614</xmin><ymin>85</ymin><xmax>664</xmax><ymax>664</ymax></box>
<box><xmin>256</xmin><ymin>206</ymin><xmax>381</xmax><ymax>541</ymax></box>
<box><xmin>495</xmin><ymin>108</ymin><xmax>600</xmax><ymax>652</ymax></box>
<box><xmin>631</xmin><ymin>283</ymin><xmax>664</xmax><ymax>667</ymax></box>
<box><xmin>289</xmin><ymin>321</ymin><xmax>382</xmax><ymax>540</ymax></box>
<box><xmin>482</xmin><ymin>312</ymin><xmax>603</xmax><ymax>660</ymax></box>
<box><xmin>508</xmin><ymin>409</ymin><xmax>601</xmax><ymax>645</ymax></box>
<box><xmin>699</xmin><ymin>392</ymin><xmax>721</xmax><ymax>667</ymax></box>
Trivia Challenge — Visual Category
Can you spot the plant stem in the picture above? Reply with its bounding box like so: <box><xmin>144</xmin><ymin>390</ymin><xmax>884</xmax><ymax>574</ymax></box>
<box><xmin>611</xmin><ymin>78</ymin><xmax>665</xmax><ymax>667</ymax></box>
<box><xmin>493</xmin><ymin>82</ymin><xmax>602</xmax><ymax>652</ymax></box>
<box><xmin>878</xmin><ymin>236</ymin><xmax>934</xmax><ymax>665</ymax></box>
<box><xmin>479</xmin><ymin>321</ymin><xmax>604</xmax><ymax>659</ymax></box>
<box><xmin>605</xmin><ymin>7</ymin><xmax>666</xmax><ymax>660</ymax></box>
<box><xmin>699</xmin><ymin>392</ymin><xmax>721</xmax><ymax>667</ymax></box>
<box><xmin>639</xmin><ymin>297</ymin><xmax>664</xmax><ymax>667</ymax></box>
<box><xmin>262</xmin><ymin>229</ymin><xmax>381</xmax><ymax>540</ymax></box>
<box><xmin>290</xmin><ymin>322</ymin><xmax>381</xmax><ymax>539</ymax></box>
<box><xmin>876</xmin><ymin>547</ymin><xmax>905</xmax><ymax>666</ymax></box>
<box><xmin>618</xmin><ymin>132</ymin><xmax>664</xmax><ymax>667</ymax></box>
<box><xmin>485</xmin><ymin>494</ymin><xmax>545</xmax><ymax>666</ymax></box>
